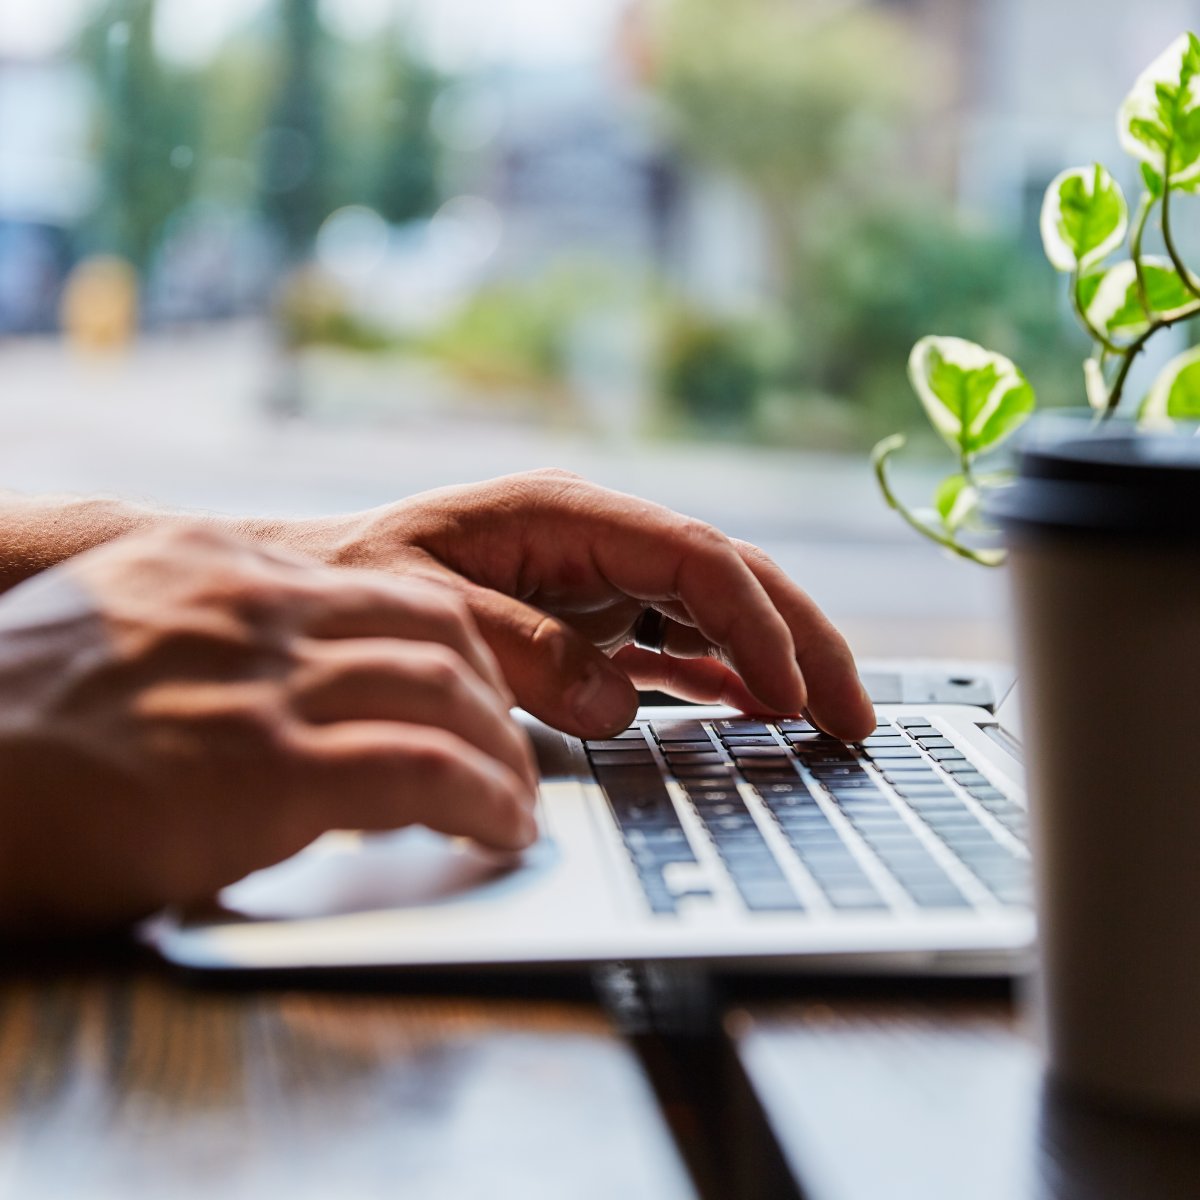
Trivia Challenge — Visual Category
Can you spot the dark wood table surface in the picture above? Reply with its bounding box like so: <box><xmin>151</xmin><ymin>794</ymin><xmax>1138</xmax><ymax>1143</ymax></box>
<box><xmin>0</xmin><ymin>948</ymin><xmax>697</xmax><ymax>1200</ymax></box>
<box><xmin>724</xmin><ymin>978</ymin><xmax>1200</xmax><ymax>1200</ymax></box>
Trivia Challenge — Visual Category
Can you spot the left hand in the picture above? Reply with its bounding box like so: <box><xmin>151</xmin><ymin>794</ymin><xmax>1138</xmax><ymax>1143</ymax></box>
<box><xmin>247</xmin><ymin>471</ymin><xmax>875</xmax><ymax>742</ymax></box>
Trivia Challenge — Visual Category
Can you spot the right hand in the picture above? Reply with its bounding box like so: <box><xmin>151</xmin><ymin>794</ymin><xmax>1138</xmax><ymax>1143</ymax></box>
<box><xmin>0</xmin><ymin>525</ymin><xmax>537</xmax><ymax>933</ymax></box>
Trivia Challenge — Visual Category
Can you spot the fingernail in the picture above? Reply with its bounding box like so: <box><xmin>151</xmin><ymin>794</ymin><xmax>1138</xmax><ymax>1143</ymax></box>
<box><xmin>509</xmin><ymin>805</ymin><xmax>538</xmax><ymax>849</ymax></box>
<box><xmin>569</xmin><ymin>665</ymin><xmax>635</xmax><ymax>732</ymax></box>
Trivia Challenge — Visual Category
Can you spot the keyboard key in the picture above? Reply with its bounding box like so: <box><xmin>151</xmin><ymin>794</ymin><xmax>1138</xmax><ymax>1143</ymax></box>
<box><xmin>717</xmin><ymin>841</ymin><xmax>779</xmax><ymax>866</ymax></box>
<box><xmin>905</xmin><ymin>883</ymin><xmax>972</xmax><ymax>909</ymax></box>
<box><xmin>755</xmin><ymin>782</ymin><xmax>817</xmax><ymax>800</ymax></box>
<box><xmin>739</xmin><ymin>767</ymin><xmax>800</xmax><ymax>782</ymax></box>
<box><xmin>586</xmin><ymin>739</ymin><xmax>652</xmax><ymax>752</ymax></box>
<box><xmin>805</xmin><ymin>859</ymin><xmax>874</xmax><ymax>886</ymax></box>
<box><xmin>836</xmin><ymin>795</ymin><xmax>898</xmax><ymax>813</ymax></box>
<box><xmin>714</xmin><ymin>719</ymin><xmax>774</xmax><ymax>737</ymax></box>
<box><xmin>953</xmin><ymin>772</ymin><xmax>992</xmax><ymax>788</ymax></box>
<box><xmin>776</xmin><ymin>718</ymin><xmax>817</xmax><ymax>733</ymax></box>
<box><xmin>638</xmin><ymin>874</ymin><xmax>678</xmax><ymax>914</ymax></box>
<box><xmin>896</xmin><ymin>717</ymin><xmax>937</xmax><ymax>730</ymax></box>
<box><xmin>989</xmin><ymin>880</ymin><xmax>1032</xmax><ymax>905</ymax></box>
<box><xmin>589</xmin><ymin>750</ymin><xmax>655</xmax><ymax>766</ymax></box>
<box><xmin>684</xmin><ymin>785</ymin><xmax>741</xmax><ymax>802</ymax></box>
<box><xmin>660</xmin><ymin>740</ymin><xmax>718</xmax><ymax>753</ymax></box>
<box><xmin>735</xmin><ymin>878</ymin><xmax>805</xmax><ymax>912</ymax></box>
<box><xmin>793</xmin><ymin>838</ymin><xmax>864</xmax><ymax>862</ymax></box>
<box><xmin>663</xmin><ymin>751</ymin><xmax>725</xmax><ymax>765</ymax></box>
<box><xmin>626</xmin><ymin>825</ymin><xmax>693</xmax><ymax>849</ymax></box>
<box><xmin>969</xmin><ymin>786</ymin><xmax>1009</xmax><ymax>802</ymax></box>
<box><xmin>928</xmin><ymin>748</ymin><xmax>968</xmax><ymax>762</ymax></box>
<box><xmin>860</xmin><ymin>735</ymin><xmax>911</xmax><ymax>748</ymax></box>
<box><xmin>720</xmin><ymin>735</ymin><xmax>782</xmax><ymax>748</ymax></box>
<box><xmin>808</xmin><ymin>765</ymin><xmax>867</xmax><ymax>779</ymax></box>
<box><xmin>914</xmin><ymin>736</ymin><xmax>954</xmax><ymax>749</ymax></box>
<box><xmin>892</xmin><ymin>786</ymin><xmax>959</xmax><ymax>802</ymax></box>
<box><xmin>824</xmin><ymin>884</ymin><xmax>888</xmax><ymax>910</ymax></box>
<box><xmin>786</xmin><ymin>732</ymin><xmax>841</xmax><ymax>748</ymax></box>
<box><xmin>864</xmin><ymin>747</ymin><xmax>924</xmax><ymax>760</ymax></box>
<box><xmin>652</xmin><ymin>721</ymin><xmax>710</xmax><ymax>742</ymax></box>
<box><xmin>595</xmin><ymin>769</ymin><xmax>675</xmax><ymax>818</ymax></box>
<box><xmin>772</xmin><ymin>811</ymin><xmax>840</xmax><ymax>830</ymax></box>
<box><xmin>671</xmin><ymin>767</ymin><xmax>735</xmax><ymax>785</ymax></box>
<box><xmin>730</xmin><ymin>746</ymin><xmax>794</xmax><ymax>760</ymax></box>
<box><xmin>920</xmin><ymin>810</ymin><xmax>989</xmax><ymax>829</ymax></box>
<box><xmin>941</xmin><ymin>760</ymin><xmax>985</xmax><ymax>776</ymax></box>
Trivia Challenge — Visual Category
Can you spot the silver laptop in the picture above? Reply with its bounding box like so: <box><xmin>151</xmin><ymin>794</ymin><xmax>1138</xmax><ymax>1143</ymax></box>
<box><xmin>148</xmin><ymin>686</ymin><xmax>1033</xmax><ymax>975</ymax></box>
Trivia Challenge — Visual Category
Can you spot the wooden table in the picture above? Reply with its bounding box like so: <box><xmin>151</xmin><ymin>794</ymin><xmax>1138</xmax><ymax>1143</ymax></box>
<box><xmin>723</xmin><ymin>978</ymin><xmax>1200</xmax><ymax>1200</ymax></box>
<box><xmin>0</xmin><ymin>946</ymin><xmax>697</xmax><ymax>1200</ymax></box>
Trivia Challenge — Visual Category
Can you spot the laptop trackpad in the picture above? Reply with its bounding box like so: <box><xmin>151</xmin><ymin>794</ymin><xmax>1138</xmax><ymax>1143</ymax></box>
<box><xmin>217</xmin><ymin>828</ymin><xmax>559</xmax><ymax>921</ymax></box>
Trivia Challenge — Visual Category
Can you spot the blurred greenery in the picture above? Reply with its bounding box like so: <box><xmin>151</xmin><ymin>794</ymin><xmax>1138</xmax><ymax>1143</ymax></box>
<box><xmin>76</xmin><ymin>0</ymin><xmax>445</xmax><ymax>273</ymax></box>
<box><xmin>785</xmin><ymin>202</ymin><xmax>1087</xmax><ymax>444</ymax></box>
<box><xmin>79</xmin><ymin>0</ymin><xmax>201</xmax><ymax>269</ymax></box>
<box><xmin>276</xmin><ymin>269</ymin><xmax>397</xmax><ymax>353</ymax></box>
<box><xmin>660</xmin><ymin>311</ymin><xmax>767</xmax><ymax>430</ymax></box>
<box><xmin>649</xmin><ymin>0</ymin><xmax>1085</xmax><ymax>447</ymax></box>
<box><xmin>654</xmin><ymin>0</ymin><xmax>928</xmax><ymax>281</ymax></box>
<box><xmin>58</xmin><ymin>0</ymin><xmax>1090</xmax><ymax>449</ymax></box>
<box><xmin>261</xmin><ymin>0</ymin><xmax>330</xmax><ymax>262</ymax></box>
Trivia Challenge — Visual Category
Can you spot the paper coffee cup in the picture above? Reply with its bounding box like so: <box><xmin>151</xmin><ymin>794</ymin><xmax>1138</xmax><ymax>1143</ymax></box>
<box><xmin>993</xmin><ymin>416</ymin><xmax>1200</xmax><ymax>1114</ymax></box>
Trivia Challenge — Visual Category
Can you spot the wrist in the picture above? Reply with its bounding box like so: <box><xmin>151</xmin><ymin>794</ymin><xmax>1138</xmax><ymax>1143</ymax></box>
<box><xmin>222</xmin><ymin>513</ymin><xmax>365</xmax><ymax>567</ymax></box>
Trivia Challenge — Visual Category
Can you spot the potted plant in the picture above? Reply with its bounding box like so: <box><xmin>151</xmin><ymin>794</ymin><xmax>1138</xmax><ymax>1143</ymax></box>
<box><xmin>871</xmin><ymin>32</ymin><xmax>1200</xmax><ymax>564</ymax></box>
<box><xmin>868</xmin><ymin>32</ymin><xmax>1200</xmax><ymax>1116</ymax></box>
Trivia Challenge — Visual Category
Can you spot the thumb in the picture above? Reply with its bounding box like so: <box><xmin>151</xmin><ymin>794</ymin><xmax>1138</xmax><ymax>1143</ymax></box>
<box><xmin>461</xmin><ymin>586</ymin><xmax>638</xmax><ymax>738</ymax></box>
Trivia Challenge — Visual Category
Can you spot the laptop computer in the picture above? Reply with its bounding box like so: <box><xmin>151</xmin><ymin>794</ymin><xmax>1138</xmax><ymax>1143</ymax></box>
<box><xmin>147</xmin><ymin>682</ymin><xmax>1033</xmax><ymax>976</ymax></box>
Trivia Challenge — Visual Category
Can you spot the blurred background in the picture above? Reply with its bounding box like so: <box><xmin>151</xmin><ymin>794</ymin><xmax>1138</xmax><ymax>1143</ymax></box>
<box><xmin>1</xmin><ymin>0</ymin><xmax>1195</xmax><ymax>661</ymax></box>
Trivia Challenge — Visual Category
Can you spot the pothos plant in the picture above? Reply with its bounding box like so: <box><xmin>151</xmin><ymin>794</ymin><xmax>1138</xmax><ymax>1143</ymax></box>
<box><xmin>873</xmin><ymin>31</ymin><xmax>1200</xmax><ymax>566</ymax></box>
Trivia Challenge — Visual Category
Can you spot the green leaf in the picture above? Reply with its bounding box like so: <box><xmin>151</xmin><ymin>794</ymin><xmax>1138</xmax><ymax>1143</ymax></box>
<box><xmin>1130</xmin><ymin>117</ymin><xmax>1170</xmax><ymax>152</ymax></box>
<box><xmin>934</xmin><ymin>474</ymin><xmax>979</xmax><ymax>534</ymax></box>
<box><xmin>1084</xmin><ymin>357</ymin><xmax>1109</xmax><ymax>411</ymax></box>
<box><xmin>1085</xmin><ymin>257</ymin><xmax>1197</xmax><ymax>335</ymax></box>
<box><xmin>907</xmin><ymin>337</ymin><xmax>1036</xmax><ymax>457</ymax></box>
<box><xmin>972</xmin><ymin>380</ymin><xmax>1036</xmax><ymax>451</ymax></box>
<box><xmin>1039</xmin><ymin>164</ymin><xmax>1127</xmax><ymax>271</ymax></box>
<box><xmin>1076</xmin><ymin>270</ymin><xmax>1105</xmax><ymax>311</ymax></box>
<box><xmin>1142</xmin><ymin>345</ymin><xmax>1200</xmax><ymax>421</ymax></box>
<box><xmin>1142</xmin><ymin>162</ymin><xmax>1165</xmax><ymax>196</ymax></box>
<box><xmin>1119</xmin><ymin>33</ymin><xmax>1200</xmax><ymax>187</ymax></box>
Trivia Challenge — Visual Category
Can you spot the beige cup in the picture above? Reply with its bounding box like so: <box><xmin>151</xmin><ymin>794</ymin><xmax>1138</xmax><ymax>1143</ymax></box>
<box><xmin>997</xmin><ymin>418</ymin><xmax>1200</xmax><ymax>1114</ymax></box>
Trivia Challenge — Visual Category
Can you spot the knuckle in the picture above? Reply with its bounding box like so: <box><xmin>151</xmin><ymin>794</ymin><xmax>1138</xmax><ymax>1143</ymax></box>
<box><xmin>732</xmin><ymin>538</ymin><xmax>773</xmax><ymax>569</ymax></box>
<box><xmin>418</xmin><ymin>585</ymin><xmax>472</xmax><ymax>631</ymax></box>
<box><xmin>154</xmin><ymin>522</ymin><xmax>237</xmax><ymax>554</ymax></box>
<box><xmin>679</xmin><ymin>517</ymin><xmax>726</xmax><ymax>554</ymax></box>
<box><xmin>408</xmin><ymin>732</ymin><xmax>465</xmax><ymax>788</ymax></box>
<box><xmin>529</xmin><ymin>614</ymin><xmax>572</xmax><ymax>671</ymax></box>
<box><xmin>528</xmin><ymin>466</ymin><xmax>584</xmax><ymax>482</ymax></box>
<box><xmin>417</xmin><ymin>642</ymin><xmax>471</xmax><ymax>697</ymax></box>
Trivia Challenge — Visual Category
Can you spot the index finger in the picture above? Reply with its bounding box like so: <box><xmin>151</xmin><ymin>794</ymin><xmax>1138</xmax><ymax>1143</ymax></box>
<box><xmin>731</xmin><ymin>539</ymin><xmax>875</xmax><ymax>741</ymax></box>
<box><xmin>563</xmin><ymin>490</ymin><xmax>808</xmax><ymax>714</ymax></box>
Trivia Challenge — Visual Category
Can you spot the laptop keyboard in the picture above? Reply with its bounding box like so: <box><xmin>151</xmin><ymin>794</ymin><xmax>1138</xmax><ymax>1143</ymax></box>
<box><xmin>584</xmin><ymin>716</ymin><xmax>1029</xmax><ymax>918</ymax></box>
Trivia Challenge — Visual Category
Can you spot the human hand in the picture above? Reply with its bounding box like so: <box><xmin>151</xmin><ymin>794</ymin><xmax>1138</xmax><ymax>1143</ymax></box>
<box><xmin>257</xmin><ymin>471</ymin><xmax>875</xmax><ymax>742</ymax></box>
<box><xmin>0</xmin><ymin>526</ymin><xmax>536</xmax><ymax>932</ymax></box>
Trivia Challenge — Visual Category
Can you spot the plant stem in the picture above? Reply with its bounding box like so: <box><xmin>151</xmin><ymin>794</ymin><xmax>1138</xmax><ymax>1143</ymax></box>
<box><xmin>1071</xmin><ymin>270</ymin><xmax>1123</xmax><ymax>354</ymax></box>
<box><xmin>1103</xmin><ymin>296</ymin><xmax>1200</xmax><ymax>417</ymax></box>
<box><xmin>1161</xmin><ymin>179</ymin><xmax>1200</xmax><ymax>301</ymax></box>
<box><xmin>1130</xmin><ymin>193</ymin><xmax>1156</xmax><ymax>316</ymax></box>
<box><xmin>873</xmin><ymin>440</ymin><xmax>1003</xmax><ymax>567</ymax></box>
